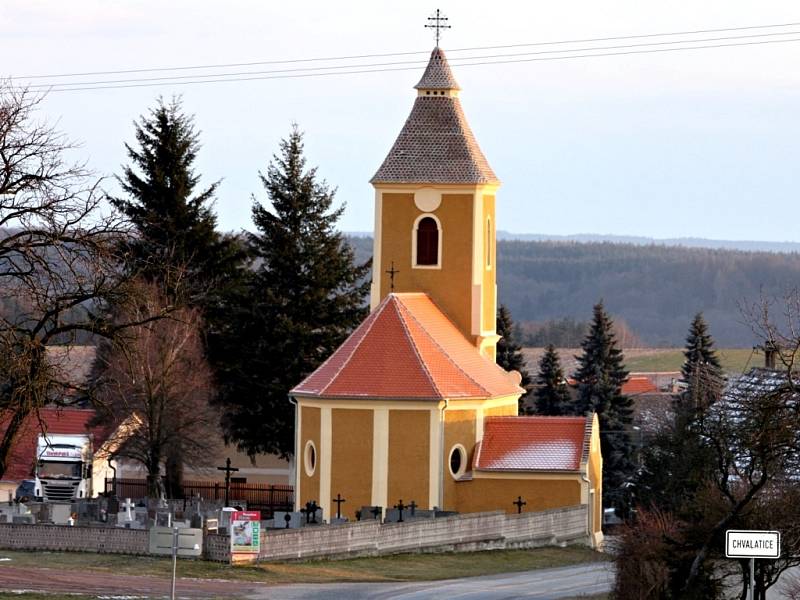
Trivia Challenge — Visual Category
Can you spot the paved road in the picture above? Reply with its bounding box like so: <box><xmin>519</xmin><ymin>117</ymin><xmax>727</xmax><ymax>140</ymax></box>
<box><xmin>246</xmin><ymin>563</ymin><xmax>614</xmax><ymax>600</ymax></box>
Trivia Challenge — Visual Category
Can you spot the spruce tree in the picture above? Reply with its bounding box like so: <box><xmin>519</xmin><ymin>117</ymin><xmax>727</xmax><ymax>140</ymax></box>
<box><xmin>572</xmin><ymin>301</ymin><xmax>634</xmax><ymax>504</ymax></box>
<box><xmin>496</xmin><ymin>305</ymin><xmax>533</xmax><ymax>413</ymax></box>
<box><xmin>111</xmin><ymin>97</ymin><xmax>245</xmax><ymax>306</ymax></box>
<box><xmin>681</xmin><ymin>312</ymin><xmax>724</xmax><ymax>412</ymax></box>
<box><xmin>217</xmin><ymin>126</ymin><xmax>370</xmax><ymax>458</ymax></box>
<box><xmin>110</xmin><ymin>97</ymin><xmax>246</xmax><ymax>496</ymax></box>
<box><xmin>638</xmin><ymin>314</ymin><xmax>722</xmax><ymax>512</ymax></box>
<box><xmin>534</xmin><ymin>344</ymin><xmax>571</xmax><ymax>415</ymax></box>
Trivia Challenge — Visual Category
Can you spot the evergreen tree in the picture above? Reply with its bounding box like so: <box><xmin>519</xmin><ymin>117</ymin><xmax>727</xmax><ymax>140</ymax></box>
<box><xmin>681</xmin><ymin>312</ymin><xmax>724</xmax><ymax>412</ymax></box>
<box><xmin>110</xmin><ymin>97</ymin><xmax>246</xmax><ymax>496</ymax></box>
<box><xmin>572</xmin><ymin>301</ymin><xmax>634</xmax><ymax>505</ymax></box>
<box><xmin>637</xmin><ymin>314</ymin><xmax>721</xmax><ymax>512</ymax></box>
<box><xmin>111</xmin><ymin>97</ymin><xmax>245</xmax><ymax>306</ymax></box>
<box><xmin>217</xmin><ymin>126</ymin><xmax>370</xmax><ymax>458</ymax></box>
<box><xmin>534</xmin><ymin>344</ymin><xmax>571</xmax><ymax>415</ymax></box>
<box><xmin>496</xmin><ymin>305</ymin><xmax>532</xmax><ymax>413</ymax></box>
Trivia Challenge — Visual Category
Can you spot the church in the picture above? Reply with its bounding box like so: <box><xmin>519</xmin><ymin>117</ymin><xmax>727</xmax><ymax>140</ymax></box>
<box><xmin>291</xmin><ymin>44</ymin><xmax>603</xmax><ymax>548</ymax></box>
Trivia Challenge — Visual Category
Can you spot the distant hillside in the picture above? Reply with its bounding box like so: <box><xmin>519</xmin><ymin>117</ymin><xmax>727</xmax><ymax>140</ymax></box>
<box><xmin>347</xmin><ymin>231</ymin><xmax>800</xmax><ymax>253</ymax></box>
<box><xmin>345</xmin><ymin>237</ymin><xmax>800</xmax><ymax>347</ymax></box>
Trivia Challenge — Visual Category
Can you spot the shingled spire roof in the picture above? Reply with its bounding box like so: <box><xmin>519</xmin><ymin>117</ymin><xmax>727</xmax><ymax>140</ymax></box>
<box><xmin>414</xmin><ymin>46</ymin><xmax>461</xmax><ymax>90</ymax></box>
<box><xmin>370</xmin><ymin>47</ymin><xmax>499</xmax><ymax>185</ymax></box>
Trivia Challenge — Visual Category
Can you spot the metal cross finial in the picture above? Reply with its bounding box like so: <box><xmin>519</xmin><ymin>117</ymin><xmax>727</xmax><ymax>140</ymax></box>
<box><xmin>425</xmin><ymin>9</ymin><xmax>451</xmax><ymax>46</ymax></box>
<box><xmin>385</xmin><ymin>261</ymin><xmax>400</xmax><ymax>292</ymax></box>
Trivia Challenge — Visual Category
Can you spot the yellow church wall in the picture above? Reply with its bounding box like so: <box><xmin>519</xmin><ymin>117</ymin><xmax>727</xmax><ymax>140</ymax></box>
<box><xmin>330</xmin><ymin>408</ymin><xmax>373</xmax><ymax>520</ymax></box>
<box><xmin>484</xmin><ymin>403</ymin><xmax>519</xmax><ymax>417</ymax></box>
<box><xmin>387</xmin><ymin>410</ymin><xmax>430</xmax><ymax>508</ymax></box>
<box><xmin>455</xmin><ymin>475</ymin><xmax>582</xmax><ymax>515</ymax></box>
<box><xmin>378</xmin><ymin>191</ymin><xmax>475</xmax><ymax>343</ymax></box>
<box><xmin>442</xmin><ymin>408</ymin><xmax>476</xmax><ymax>510</ymax></box>
<box><xmin>298</xmin><ymin>405</ymin><xmax>320</xmax><ymax>508</ymax></box>
<box><xmin>481</xmin><ymin>194</ymin><xmax>496</xmax><ymax>334</ymax></box>
<box><xmin>588</xmin><ymin>416</ymin><xmax>603</xmax><ymax>538</ymax></box>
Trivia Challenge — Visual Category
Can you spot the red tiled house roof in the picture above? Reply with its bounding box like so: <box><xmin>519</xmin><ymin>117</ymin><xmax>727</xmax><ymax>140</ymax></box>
<box><xmin>0</xmin><ymin>408</ymin><xmax>112</xmax><ymax>483</ymax></box>
<box><xmin>473</xmin><ymin>415</ymin><xmax>593</xmax><ymax>472</ymax></box>
<box><xmin>292</xmin><ymin>293</ymin><xmax>523</xmax><ymax>400</ymax></box>
<box><xmin>622</xmin><ymin>376</ymin><xmax>658</xmax><ymax>395</ymax></box>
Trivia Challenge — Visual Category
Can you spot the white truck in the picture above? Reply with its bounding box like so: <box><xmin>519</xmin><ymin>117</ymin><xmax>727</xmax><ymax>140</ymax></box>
<box><xmin>34</xmin><ymin>433</ymin><xmax>93</xmax><ymax>502</ymax></box>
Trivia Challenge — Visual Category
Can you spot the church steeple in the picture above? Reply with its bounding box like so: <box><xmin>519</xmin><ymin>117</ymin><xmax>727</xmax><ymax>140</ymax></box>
<box><xmin>370</xmin><ymin>45</ymin><xmax>500</xmax><ymax>359</ymax></box>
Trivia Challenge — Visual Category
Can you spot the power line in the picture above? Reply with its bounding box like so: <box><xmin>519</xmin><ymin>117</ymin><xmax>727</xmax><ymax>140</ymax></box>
<box><xmin>20</xmin><ymin>29</ymin><xmax>800</xmax><ymax>90</ymax></box>
<box><xmin>31</xmin><ymin>36</ymin><xmax>800</xmax><ymax>93</ymax></box>
<box><xmin>13</xmin><ymin>20</ymin><xmax>800</xmax><ymax>81</ymax></box>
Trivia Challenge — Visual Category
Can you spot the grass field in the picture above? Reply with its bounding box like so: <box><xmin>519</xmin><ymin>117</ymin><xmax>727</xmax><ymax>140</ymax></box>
<box><xmin>0</xmin><ymin>545</ymin><xmax>608</xmax><ymax>586</ymax></box>
<box><xmin>524</xmin><ymin>347</ymin><xmax>758</xmax><ymax>375</ymax></box>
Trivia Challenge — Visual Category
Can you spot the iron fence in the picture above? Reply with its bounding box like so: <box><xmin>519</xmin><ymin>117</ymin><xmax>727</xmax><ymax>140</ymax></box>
<box><xmin>105</xmin><ymin>478</ymin><xmax>293</xmax><ymax>517</ymax></box>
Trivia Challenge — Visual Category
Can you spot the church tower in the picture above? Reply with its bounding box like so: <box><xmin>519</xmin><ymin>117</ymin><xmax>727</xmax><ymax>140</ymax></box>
<box><xmin>370</xmin><ymin>46</ymin><xmax>500</xmax><ymax>359</ymax></box>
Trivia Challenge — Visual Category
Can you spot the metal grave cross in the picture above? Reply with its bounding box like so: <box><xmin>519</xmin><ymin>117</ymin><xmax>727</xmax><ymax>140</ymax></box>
<box><xmin>408</xmin><ymin>500</ymin><xmax>418</xmax><ymax>517</ymax></box>
<box><xmin>385</xmin><ymin>261</ymin><xmax>400</xmax><ymax>292</ymax></box>
<box><xmin>394</xmin><ymin>499</ymin><xmax>406</xmax><ymax>523</ymax></box>
<box><xmin>333</xmin><ymin>494</ymin><xmax>347</xmax><ymax>519</ymax></box>
<box><xmin>216</xmin><ymin>457</ymin><xmax>239</xmax><ymax>507</ymax></box>
<box><xmin>122</xmin><ymin>497</ymin><xmax>135</xmax><ymax>521</ymax></box>
<box><xmin>425</xmin><ymin>9</ymin><xmax>451</xmax><ymax>46</ymax></box>
<box><xmin>513</xmin><ymin>496</ymin><xmax>527</xmax><ymax>514</ymax></box>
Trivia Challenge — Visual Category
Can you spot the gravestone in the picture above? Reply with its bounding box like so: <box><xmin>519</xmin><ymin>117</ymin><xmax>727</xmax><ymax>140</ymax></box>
<box><xmin>272</xmin><ymin>511</ymin><xmax>302</xmax><ymax>529</ymax></box>
<box><xmin>384</xmin><ymin>508</ymin><xmax>402</xmax><ymax>523</ymax></box>
<box><xmin>12</xmin><ymin>514</ymin><xmax>35</xmax><ymax>524</ymax></box>
<box><xmin>50</xmin><ymin>503</ymin><xmax>71</xmax><ymax>525</ymax></box>
<box><xmin>156</xmin><ymin>512</ymin><xmax>172</xmax><ymax>527</ymax></box>
<box><xmin>330</xmin><ymin>517</ymin><xmax>348</xmax><ymax>525</ymax></box>
<box><xmin>302</xmin><ymin>507</ymin><xmax>323</xmax><ymax>526</ymax></box>
<box><xmin>434</xmin><ymin>509</ymin><xmax>458</xmax><ymax>518</ymax></box>
<box><xmin>107</xmin><ymin>496</ymin><xmax>120</xmax><ymax>516</ymax></box>
<box><xmin>218</xmin><ymin>507</ymin><xmax>237</xmax><ymax>533</ymax></box>
<box><xmin>360</xmin><ymin>506</ymin><xmax>383</xmax><ymax>520</ymax></box>
<box><xmin>408</xmin><ymin>509</ymin><xmax>434</xmax><ymax>520</ymax></box>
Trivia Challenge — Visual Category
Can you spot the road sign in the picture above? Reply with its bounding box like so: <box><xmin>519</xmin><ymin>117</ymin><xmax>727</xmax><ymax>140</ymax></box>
<box><xmin>726</xmin><ymin>530</ymin><xmax>780</xmax><ymax>559</ymax></box>
<box><xmin>149</xmin><ymin>526</ymin><xmax>203</xmax><ymax>557</ymax></box>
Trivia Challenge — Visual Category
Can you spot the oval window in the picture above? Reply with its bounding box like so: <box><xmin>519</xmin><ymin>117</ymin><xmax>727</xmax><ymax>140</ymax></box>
<box><xmin>449</xmin><ymin>445</ymin><xmax>467</xmax><ymax>479</ymax></box>
<box><xmin>304</xmin><ymin>440</ymin><xmax>317</xmax><ymax>477</ymax></box>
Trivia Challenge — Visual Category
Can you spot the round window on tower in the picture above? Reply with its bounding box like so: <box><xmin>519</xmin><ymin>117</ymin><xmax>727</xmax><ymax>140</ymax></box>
<box><xmin>304</xmin><ymin>440</ymin><xmax>317</xmax><ymax>477</ymax></box>
<box><xmin>449</xmin><ymin>444</ymin><xmax>467</xmax><ymax>480</ymax></box>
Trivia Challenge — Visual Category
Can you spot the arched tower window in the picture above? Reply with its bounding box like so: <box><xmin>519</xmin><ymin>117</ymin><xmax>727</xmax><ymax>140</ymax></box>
<box><xmin>414</xmin><ymin>215</ymin><xmax>441</xmax><ymax>267</ymax></box>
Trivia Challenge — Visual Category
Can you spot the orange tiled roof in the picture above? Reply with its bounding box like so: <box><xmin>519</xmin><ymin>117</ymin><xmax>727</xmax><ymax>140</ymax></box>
<box><xmin>473</xmin><ymin>415</ymin><xmax>592</xmax><ymax>472</ymax></box>
<box><xmin>622</xmin><ymin>376</ymin><xmax>658</xmax><ymax>395</ymax></box>
<box><xmin>292</xmin><ymin>293</ymin><xmax>523</xmax><ymax>400</ymax></box>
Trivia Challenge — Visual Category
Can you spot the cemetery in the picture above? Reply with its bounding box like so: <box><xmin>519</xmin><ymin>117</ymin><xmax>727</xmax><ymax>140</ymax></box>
<box><xmin>0</xmin><ymin>487</ymin><xmax>592</xmax><ymax>565</ymax></box>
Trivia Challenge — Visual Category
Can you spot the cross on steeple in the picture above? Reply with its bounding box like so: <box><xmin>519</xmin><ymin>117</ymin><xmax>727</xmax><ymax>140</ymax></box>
<box><xmin>385</xmin><ymin>261</ymin><xmax>400</xmax><ymax>292</ymax></box>
<box><xmin>425</xmin><ymin>9</ymin><xmax>451</xmax><ymax>46</ymax></box>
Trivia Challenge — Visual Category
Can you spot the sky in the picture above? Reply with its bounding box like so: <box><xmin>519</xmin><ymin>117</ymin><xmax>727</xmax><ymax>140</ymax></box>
<box><xmin>3</xmin><ymin>1</ymin><xmax>800</xmax><ymax>242</ymax></box>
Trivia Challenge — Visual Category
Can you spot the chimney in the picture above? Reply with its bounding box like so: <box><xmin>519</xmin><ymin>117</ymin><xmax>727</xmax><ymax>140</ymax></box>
<box><xmin>764</xmin><ymin>341</ymin><xmax>778</xmax><ymax>370</ymax></box>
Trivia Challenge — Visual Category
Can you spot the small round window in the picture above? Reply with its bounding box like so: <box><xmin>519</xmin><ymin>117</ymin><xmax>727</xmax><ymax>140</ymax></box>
<box><xmin>304</xmin><ymin>440</ymin><xmax>317</xmax><ymax>477</ymax></box>
<box><xmin>449</xmin><ymin>444</ymin><xmax>467</xmax><ymax>479</ymax></box>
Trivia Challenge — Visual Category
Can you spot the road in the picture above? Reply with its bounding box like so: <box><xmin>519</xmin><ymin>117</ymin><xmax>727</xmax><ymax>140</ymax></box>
<box><xmin>0</xmin><ymin>561</ymin><xmax>612</xmax><ymax>599</ymax></box>
<box><xmin>246</xmin><ymin>563</ymin><xmax>614</xmax><ymax>600</ymax></box>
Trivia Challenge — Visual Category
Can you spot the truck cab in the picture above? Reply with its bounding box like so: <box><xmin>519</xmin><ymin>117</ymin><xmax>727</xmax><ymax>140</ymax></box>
<box><xmin>34</xmin><ymin>434</ymin><xmax>92</xmax><ymax>502</ymax></box>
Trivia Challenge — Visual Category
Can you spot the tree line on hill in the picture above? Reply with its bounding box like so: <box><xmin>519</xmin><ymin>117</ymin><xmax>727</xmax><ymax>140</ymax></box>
<box><xmin>345</xmin><ymin>236</ymin><xmax>800</xmax><ymax>348</ymax></box>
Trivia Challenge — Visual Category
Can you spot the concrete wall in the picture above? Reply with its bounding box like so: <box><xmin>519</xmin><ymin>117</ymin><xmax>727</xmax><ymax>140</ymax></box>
<box><xmin>204</xmin><ymin>505</ymin><xmax>589</xmax><ymax>563</ymax></box>
<box><xmin>0</xmin><ymin>506</ymin><xmax>589</xmax><ymax>564</ymax></box>
<box><xmin>0</xmin><ymin>523</ymin><xmax>148</xmax><ymax>555</ymax></box>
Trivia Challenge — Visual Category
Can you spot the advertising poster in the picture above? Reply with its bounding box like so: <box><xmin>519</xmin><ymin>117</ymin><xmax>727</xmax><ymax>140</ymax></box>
<box><xmin>230</xmin><ymin>510</ymin><xmax>261</xmax><ymax>564</ymax></box>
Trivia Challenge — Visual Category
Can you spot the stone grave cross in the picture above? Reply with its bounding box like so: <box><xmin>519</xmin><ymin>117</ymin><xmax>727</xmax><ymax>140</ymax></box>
<box><xmin>122</xmin><ymin>498</ymin><xmax>135</xmax><ymax>521</ymax></box>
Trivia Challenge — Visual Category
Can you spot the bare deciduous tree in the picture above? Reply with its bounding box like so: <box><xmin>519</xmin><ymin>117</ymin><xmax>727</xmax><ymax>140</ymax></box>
<box><xmin>94</xmin><ymin>287</ymin><xmax>220</xmax><ymax>499</ymax></box>
<box><xmin>0</xmin><ymin>82</ymin><xmax>141</xmax><ymax>478</ymax></box>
